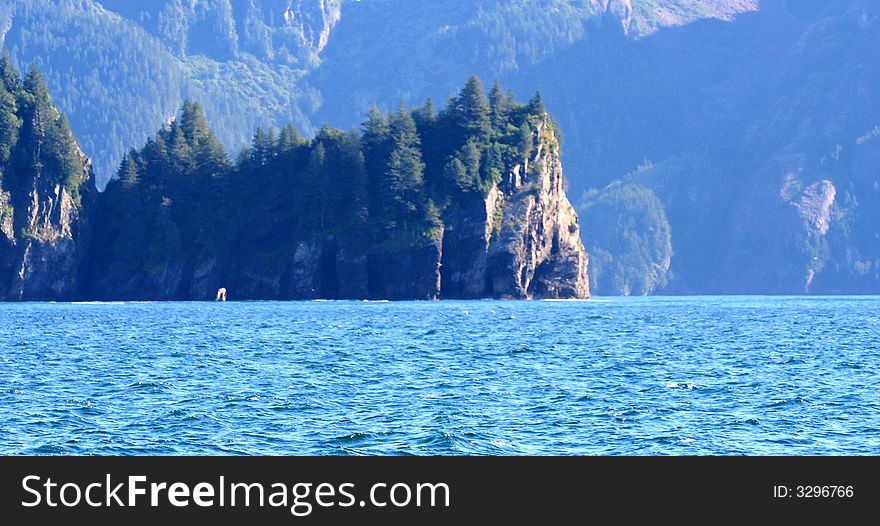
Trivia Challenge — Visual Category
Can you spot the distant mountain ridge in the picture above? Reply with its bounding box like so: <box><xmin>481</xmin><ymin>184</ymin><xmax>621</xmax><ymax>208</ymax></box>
<box><xmin>0</xmin><ymin>0</ymin><xmax>753</xmax><ymax>187</ymax></box>
<box><xmin>0</xmin><ymin>0</ymin><xmax>341</xmax><ymax>186</ymax></box>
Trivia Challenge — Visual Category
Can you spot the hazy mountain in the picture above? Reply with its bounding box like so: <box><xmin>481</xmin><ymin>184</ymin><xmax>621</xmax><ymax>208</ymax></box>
<box><xmin>2</xmin><ymin>0</ymin><xmax>878</xmax><ymax>294</ymax></box>
<box><xmin>0</xmin><ymin>0</ymin><xmax>751</xmax><ymax>186</ymax></box>
<box><xmin>315</xmin><ymin>0</ymin><xmax>879</xmax><ymax>295</ymax></box>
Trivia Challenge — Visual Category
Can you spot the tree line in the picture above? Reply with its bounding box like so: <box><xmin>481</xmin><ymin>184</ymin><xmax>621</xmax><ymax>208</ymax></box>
<box><xmin>89</xmin><ymin>76</ymin><xmax>553</xmax><ymax>280</ymax></box>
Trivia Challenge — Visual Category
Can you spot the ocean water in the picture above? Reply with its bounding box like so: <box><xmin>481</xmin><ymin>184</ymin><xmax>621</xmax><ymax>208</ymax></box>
<box><xmin>0</xmin><ymin>297</ymin><xmax>878</xmax><ymax>455</ymax></box>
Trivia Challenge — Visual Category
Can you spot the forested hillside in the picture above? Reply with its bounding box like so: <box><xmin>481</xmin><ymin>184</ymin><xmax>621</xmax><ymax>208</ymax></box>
<box><xmin>83</xmin><ymin>77</ymin><xmax>588</xmax><ymax>300</ymax></box>
<box><xmin>0</xmin><ymin>0</ymin><xmax>338</xmax><ymax>185</ymax></box>
<box><xmin>0</xmin><ymin>0</ymin><xmax>748</xmax><ymax>188</ymax></box>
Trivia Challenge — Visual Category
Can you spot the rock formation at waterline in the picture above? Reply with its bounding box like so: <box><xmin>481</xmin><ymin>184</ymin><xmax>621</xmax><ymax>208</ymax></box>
<box><xmin>79</xmin><ymin>78</ymin><xmax>589</xmax><ymax>301</ymax></box>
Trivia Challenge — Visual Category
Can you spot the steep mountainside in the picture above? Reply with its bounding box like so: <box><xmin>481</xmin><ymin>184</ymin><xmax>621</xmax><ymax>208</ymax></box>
<box><xmin>0</xmin><ymin>0</ymin><xmax>341</xmax><ymax>186</ymax></box>
<box><xmin>310</xmin><ymin>0</ymin><xmax>757</xmax><ymax>127</ymax></box>
<box><xmin>570</xmin><ymin>0</ymin><xmax>880</xmax><ymax>294</ymax></box>
<box><xmin>0</xmin><ymin>0</ymin><xmax>749</xmax><ymax>187</ymax></box>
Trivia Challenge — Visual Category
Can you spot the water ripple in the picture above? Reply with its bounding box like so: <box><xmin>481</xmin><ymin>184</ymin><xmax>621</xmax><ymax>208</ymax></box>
<box><xmin>0</xmin><ymin>297</ymin><xmax>878</xmax><ymax>455</ymax></box>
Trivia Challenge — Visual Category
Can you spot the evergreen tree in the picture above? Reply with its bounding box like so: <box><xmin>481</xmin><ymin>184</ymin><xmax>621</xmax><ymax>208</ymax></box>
<box><xmin>179</xmin><ymin>101</ymin><xmax>211</xmax><ymax>142</ymax></box>
<box><xmin>344</xmin><ymin>136</ymin><xmax>370</xmax><ymax>238</ymax></box>
<box><xmin>488</xmin><ymin>80</ymin><xmax>511</xmax><ymax>130</ymax></box>
<box><xmin>169</xmin><ymin>124</ymin><xmax>194</xmax><ymax>176</ymax></box>
<box><xmin>19</xmin><ymin>65</ymin><xmax>52</xmax><ymax>177</ymax></box>
<box><xmin>480</xmin><ymin>142</ymin><xmax>504</xmax><ymax>192</ymax></box>
<box><xmin>251</xmin><ymin>127</ymin><xmax>276</xmax><ymax>166</ymax></box>
<box><xmin>142</xmin><ymin>133</ymin><xmax>170</xmax><ymax>185</ymax></box>
<box><xmin>277</xmin><ymin>123</ymin><xmax>305</xmax><ymax>154</ymax></box>
<box><xmin>443</xmin><ymin>156</ymin><xmax>469</xmax><ymax>192</ymax></box>
<box><xmin>412</xmin><ymin>98</ymin><xmax>436</xmax><ymax>129</ymax></box>
<box><xmin>384</xmin><ymin>106</ymin><xmax>426</xmax><ymax>235</ymax></box>
<box><xmin>300</xmin><ymin>140</ymin><xmax>327</xmax><ymax>234</ymax></box>
<box><xmin>527</xmin><ymin>91</ymin><xmax>546</xmax><ymax>116</ymax></box>
<box><xmin>0</xmin><ymin>51</ymin><xmax>19</xmax><ymax>93</ymax></box>
<box><xmin>453</xmin><ymin>75</ymin><xmax>491</xmax><ymax>138</ymax></box>
<box><xmin>236</xmin><ymin>144</ymin><xmax>251</xmax><ymax>167</ymax></box>
<box><xmin>179</xmin><ymin>101</ymin><xmax>228</xmax><ymax>176</ymax></box>
<box><xmin>114</xmin><ymin>152</ymin><xmax>148</xmax><ymax>267</ymax></box>
<box><xmin>362</xmin><ymin>106</ymin><xmax>390</xmax><ymax>164</ymax></box>
<box><xmin>460</xmin><ymin>139</ymin><xmax>482</xmax><ymax>191</ymax></box>
<box><xmin>361</xmin><ymin>106</ymin><xmax>391</xmax><ymax>220</ymax></box>
<box><xmin>119</xmin><ymin>151</ymin><xmax>141</xmax><ymax>188</ymax></box>
<box><xmin>0</xmin><ymin>71</ymin><xmax>20</xmax><ymax>165</ymax></box>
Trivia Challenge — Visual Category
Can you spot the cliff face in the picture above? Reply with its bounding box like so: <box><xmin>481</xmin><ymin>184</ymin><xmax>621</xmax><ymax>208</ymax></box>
<box><xmin>0</xmin><ymin>65</ymin><xmax>92</xmax><ymax>301</ymax></box>
<box><xmin>220</xmin><ymin>117</ymin><xmax>589</xmax><ymax>301</ymax></box>
<box><xmin>443</xmin><ymin>120</ymin><xmax>589</xmax><ymax>299</ymax></box>
<box><xmin>0</xmin><ymin>156</ymin><xmax>91</xmax><ymax>300</ymax></box>
<box><xmin>73</xmin><ymin>81</ymin><xmax>590</xmax><ymax>302</ymax></box>
<box><xmin>92</xmin><ymin>0</ymin><xmax>342</xmax><ymax>64</ymax></box>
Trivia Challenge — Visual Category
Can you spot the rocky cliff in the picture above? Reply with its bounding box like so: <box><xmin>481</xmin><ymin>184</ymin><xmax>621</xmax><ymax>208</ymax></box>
<box><xmin>0</xmin><ymin>61</ymin><xmax>92</xmax><ymax>301</ymax></box>
<box><xmin>443</xmin><ymin>119</ymin><xmax>589</xmax><ymax>299</ymax></box>
<box><xmin>0</xmin><ymin>152</ymin><xmax>91</xmax><ymax>301</ymax></box>
<box><xmin>76</xmin><ymin>81</ymin><xmax>589</xmax><ymax>301</ymax></box>
<box><xmin>224</xmin><ymin>116</ymin><xmax>590</xmax><ymax>301</ymax></box>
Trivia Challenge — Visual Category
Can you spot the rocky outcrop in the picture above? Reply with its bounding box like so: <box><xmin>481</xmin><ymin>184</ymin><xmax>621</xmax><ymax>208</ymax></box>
<box><xmin>334</xmin><ymin>245</ymin><xmax>369</xmax><ymax>299</ymax></box>
<box><xmin>444</xmin><ymin>119</ymin><xmax>590</xmax><ymax>299</ymax></box>
<box><xmin>0</xmin><ymin>137</ymin><xmax>92</xmax><ymax>301</ymax></box>
<box><xmin>3</xmin><ymin>77</ymin><xmax>589</xmax><ymax>301</ymax></box>
<box><xmin>289</xmin><ymin>241</ymin><xmax>323</xmax><ymax>299</ymax></box>
<box><xmin>440</xmin><ymin>189</ymin><xmax>498</xmax><ymax>298</ymax></box>
<box><xmin>209</xmin><ymin>117</ymin><xmax>588</xmax><ymax>301</ymax></box>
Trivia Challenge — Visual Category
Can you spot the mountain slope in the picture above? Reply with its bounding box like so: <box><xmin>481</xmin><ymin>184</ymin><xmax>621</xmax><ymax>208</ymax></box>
<box><xmin>0</xmin><ymin>0</ymin><xmax>339</xmax><ymax>186</ymax></box>
<box><xmin>573</xmin><ymin>0</ymin><xmax>880</xmax><ymax>293</ymax></box>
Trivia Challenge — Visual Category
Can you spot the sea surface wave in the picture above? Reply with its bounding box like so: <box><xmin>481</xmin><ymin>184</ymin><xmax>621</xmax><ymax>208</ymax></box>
<box><xmin>1</xmin><ymin>297</ymin><xmax>878</xmax><ymax>455</ymax></box>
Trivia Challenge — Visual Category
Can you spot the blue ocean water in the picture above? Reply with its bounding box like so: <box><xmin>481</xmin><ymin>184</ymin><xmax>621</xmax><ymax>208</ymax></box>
<box><xmin>1</xmin><ymin>297</ymin><xmax>878</xmax><ymax>455</ymax></box>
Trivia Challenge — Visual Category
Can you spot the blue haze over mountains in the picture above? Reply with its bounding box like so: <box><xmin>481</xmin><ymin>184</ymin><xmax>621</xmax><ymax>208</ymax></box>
<box><xmin>0</xmin><ymin>0</ymin><xmax>877</xmax><ymax>295</ymax></box>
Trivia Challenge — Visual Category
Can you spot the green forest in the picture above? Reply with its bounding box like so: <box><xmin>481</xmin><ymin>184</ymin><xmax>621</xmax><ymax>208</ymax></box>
<box><xmin>86</xmin><ymin>76</ymin><xmax>556</xmax><ymax>295</ymax></box>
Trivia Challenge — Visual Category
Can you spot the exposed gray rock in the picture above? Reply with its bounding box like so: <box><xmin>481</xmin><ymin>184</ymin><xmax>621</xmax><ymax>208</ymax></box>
<box><xmin>440</xmin><ymin>189</ymin><xmax>498</xmax><ymax>298</ymax></box>
<box><xmin>448</xmin><ymin>118</ymin><xmax>590</xmax><ymax>299</ymax></box>
<box><xmin>0</xmin><ymin>148</ymin><xmax>92</xmax><ymax>301</ymax></box>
